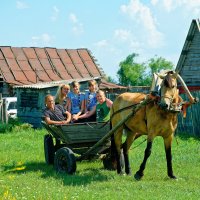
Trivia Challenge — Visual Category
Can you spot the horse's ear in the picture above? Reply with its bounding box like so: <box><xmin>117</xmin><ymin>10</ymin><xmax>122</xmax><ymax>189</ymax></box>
<box><xmin>156</xmin><ymin>73</ymin><xmax>165</xmax><ymax>79</ymax></box>
<box><xmin>172</xmin><ymin>71</ymin><xmax>178</xmax><ymax>78</ymax></box>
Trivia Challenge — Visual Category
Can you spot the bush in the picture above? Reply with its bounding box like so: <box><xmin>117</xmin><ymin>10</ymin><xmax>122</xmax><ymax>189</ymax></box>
<box><xmin>0</xmin><ymin>118</ymin><xmax>33</xmax><ymax>134</ymax></box>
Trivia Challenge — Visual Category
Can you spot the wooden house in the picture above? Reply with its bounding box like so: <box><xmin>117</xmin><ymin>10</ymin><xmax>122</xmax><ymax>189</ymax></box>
<box><xmin>175</xmin><ymin>19</ymin><xmax>200</xmax><ymax>136</ymax></box>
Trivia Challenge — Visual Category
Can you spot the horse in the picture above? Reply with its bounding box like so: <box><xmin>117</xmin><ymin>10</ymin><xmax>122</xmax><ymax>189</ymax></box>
<box><xmin>110</xmin><ymin>71</ymin><xmax>196</xmax><ymax>180</ymax></box>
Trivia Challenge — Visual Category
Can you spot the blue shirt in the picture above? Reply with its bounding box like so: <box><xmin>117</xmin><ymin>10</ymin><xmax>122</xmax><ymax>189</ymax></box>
<box><xmin>85</xmin><ymin>91</ymin><xmax>97</xmax><ymax>111</ymax></box>
<box><xmin>68</xmin><ymin>92</ymin><xmax>85</xmax><ymax>114</ymax></box>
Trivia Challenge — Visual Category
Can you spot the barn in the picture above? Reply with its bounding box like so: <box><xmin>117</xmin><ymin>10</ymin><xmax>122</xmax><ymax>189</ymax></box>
<box><xmin>175</xmin><ymin>19</ymin><xmax>200</xmax><ymax>136</ymax></box>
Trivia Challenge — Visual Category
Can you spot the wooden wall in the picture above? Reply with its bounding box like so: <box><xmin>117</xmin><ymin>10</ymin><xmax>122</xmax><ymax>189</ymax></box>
<box><xmin>177</xmin><ymin>90</ymin><xmax>200</xmax><ymax>137</ymax></box>
<box><xmin>179</xmin><ymin>28</ymin><xmax>200</xmax><ymax>86</ymax></box>
<box><xmin>15</xmin><ymin>86</ymin><xmax>58</xmax><ymax>128</ymax></box>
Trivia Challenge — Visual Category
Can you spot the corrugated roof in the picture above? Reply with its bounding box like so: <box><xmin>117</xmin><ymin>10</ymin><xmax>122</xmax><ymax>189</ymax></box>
<box><xmin>14</xmin><ymin>77</ymin><xmax>101</xmax><ymax>89</ymax></box>
<box><xmin>100</xmin><ymin>80</ymin><xmax>128</xmax><ymax>90</ymax></box>
<box><xmin>13</xmin><ymin>77</ymin><xmax>128</xmax><ymax>91</ymax></box>
<box><xmin>0</xmin><ymin>46</ymin><xmax>103</xmax><ymax>85</ymax></box>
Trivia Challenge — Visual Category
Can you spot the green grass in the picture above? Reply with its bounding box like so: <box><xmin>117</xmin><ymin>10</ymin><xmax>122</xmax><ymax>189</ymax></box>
<box><xmin>0</xmin><ymin>125</ymin><xmax>199</xmax><ymax>200</ymax></box>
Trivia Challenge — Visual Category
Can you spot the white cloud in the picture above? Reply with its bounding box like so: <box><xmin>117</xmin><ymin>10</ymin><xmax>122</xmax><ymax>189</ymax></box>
<box><xmin>94</xmin><ymin>40</ymin><xmax>108</xmax><ymax>48</ymax></box>
<box><xmin>120</xmin><ymin>0</ymin><xmax>164</xmax><ymax>48</ymax></box>
<box><xmin>114</xmin><ymin>29</ymin><xmax>131</xmax><ymax>41</ymax></box>
<box><xmin>31</xmin><ymin>33</ymin><xmax>53</xmax><ymax>46</ymax></box>
<box><xmin>16</xmin><ymin>1</ymin><xmax>29</xmax><ymax>9</ymax></box>
<box><xmin>161</xmin><ymin>0</ymin><xmax>200</xmax><ymax>13</ymax></box>
<box><xmin>51</xmin><ymin>6</ymin><xmax>59</xmax><ymax>22</ymax></box>
<box><xmin>69</xmin><ymin>13</ymin><xmax>84</xmax><ymax>36</ymax></box>
<box><xmin>72</xmin><ymin>23</ymin><xmax>84</xmax><ymax>35</ymax></box>
<box><xmin>69</xmin><ymin>13</ymin><xmax>78</xmax><ymax>23</ymax></box>
<box><xmin>151</xmin><ymin>0</ymin><xmax>159</xmax><ymax>6</ymax></box>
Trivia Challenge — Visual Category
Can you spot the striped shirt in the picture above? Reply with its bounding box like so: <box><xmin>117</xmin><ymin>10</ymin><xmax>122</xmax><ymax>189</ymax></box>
<box><xmin>43</xmin><ymin>104</ymin><xmax>66</xmax><ymax>121</ymax></box>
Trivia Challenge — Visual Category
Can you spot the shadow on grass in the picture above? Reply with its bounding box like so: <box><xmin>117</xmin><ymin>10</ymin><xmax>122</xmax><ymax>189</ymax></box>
<box><xmin>2</xmin><ymin>161</ymin><xmax>113</xmax><ymax>186</ymax></box>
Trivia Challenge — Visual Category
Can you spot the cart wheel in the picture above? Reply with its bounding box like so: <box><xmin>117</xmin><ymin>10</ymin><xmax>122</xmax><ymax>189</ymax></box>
<box><xmin>54</xmin><ymin>147</ymin><xmax>76</xmax><ymax>174</ymax></box>
<box><xmin>103</xmin><ymin>151</ymin><xmax>124</xmax><ymax>171</ymax></box>
<box><xmin>44</xmin><ymin>134</ymin><xmax>55</xmax><ymax>165</ymax></box>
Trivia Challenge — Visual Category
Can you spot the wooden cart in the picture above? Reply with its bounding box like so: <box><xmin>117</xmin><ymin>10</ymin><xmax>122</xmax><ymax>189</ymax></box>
<box><xmin>42</xmin><ymin>121</ymin><xmax>117</xmax><ymax>174</ymax></box>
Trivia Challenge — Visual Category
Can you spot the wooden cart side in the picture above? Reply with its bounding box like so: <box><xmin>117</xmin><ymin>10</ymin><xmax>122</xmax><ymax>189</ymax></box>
<box><xmin>41</xmin><ymin>121</ymin><xmax>62</xmax><ymax>140</ymax></box>
<box><xmin>42</xmin><ymin>121</ymin><xmax>110</xmax><ymax>144</ymax></box>
<box><xmin>59</xmin><ymin>122</ymin><xmax>110</xmax><ymax>144</ymax></box>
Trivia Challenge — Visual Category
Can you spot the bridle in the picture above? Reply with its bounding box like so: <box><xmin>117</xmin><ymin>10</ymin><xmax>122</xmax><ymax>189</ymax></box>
<box><xmin>160</xmin><ymin>83</ymin><xmax>182</xmax><ymax>112</ymax></box>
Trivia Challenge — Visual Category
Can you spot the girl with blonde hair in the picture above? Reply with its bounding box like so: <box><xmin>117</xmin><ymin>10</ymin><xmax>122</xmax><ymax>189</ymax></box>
<box><xmin>54</xmin><ymin>84</ymin><xmax>70</xmax><ymax>110</ymax></box>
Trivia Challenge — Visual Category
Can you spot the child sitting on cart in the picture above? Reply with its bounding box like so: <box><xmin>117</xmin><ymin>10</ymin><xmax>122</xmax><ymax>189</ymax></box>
<box><xmin>43</xmin><ymin>94</ymin><xmax>71</xmax><ymax>125</ymax></box>
<box><xmin>84</xmin><ymin>80</ymin><xmax>98</xmax><ymax>122</ymax></box>
<box><xmin>68</xmin><ymin>81</ymin><xmax>85</xmax><ymax>123</ymax></box>
<box><xmin>54</xmin><ymin>84</ymin><xmax>70</xmax><ymax>110</ymax></box>
<box><xmin>73</xmin><ymin>90</ymin><xmax>113</xmax><ymax>122</ymax></box>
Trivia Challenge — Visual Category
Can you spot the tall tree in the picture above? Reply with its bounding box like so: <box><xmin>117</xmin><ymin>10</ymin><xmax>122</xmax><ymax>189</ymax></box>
<box><xmin>148</xmin><ymin>56</ymin><xmax>174</xmax><ymax>75</ymax></box>
<box><xmin>117</xmin><ymin>54</ymin><xmax>175</xmax><ymax>86</ymax></box>
<box><xmin>117</xmin><ymin>53</ymin><xmax>146</xmax><ymax>86</ymax></box>
<box><xmin>104</xmin><ymin>75</ymin><xmax>117</xmax><ymax>84</ymax></box>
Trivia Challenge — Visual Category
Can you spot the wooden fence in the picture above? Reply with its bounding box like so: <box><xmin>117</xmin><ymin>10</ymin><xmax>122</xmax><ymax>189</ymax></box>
<box><xmin>177</xmin><ymin>90</ymin><xmax>200</xmax><ymax>137</ymax></box>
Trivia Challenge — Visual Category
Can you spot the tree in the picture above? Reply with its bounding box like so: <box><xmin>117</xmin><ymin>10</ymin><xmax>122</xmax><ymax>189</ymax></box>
<box><xmin>148</xmin><ymin>56</ymin><xmax>174</xmax><ymax>75</ymax></box>
<box><xmin>117</xmin><ymin>53</ymin><xmax>146</xmax><ymax>86</ymax></box>
<box><xmin>104</xmin><ymin>75</ymin><xmax>117</xmax><ymax>84</ymax></box>
<box><xmin>117</xmin><ymin>54</ymin><xmax>175</xmax><ymax>86</ymax></box>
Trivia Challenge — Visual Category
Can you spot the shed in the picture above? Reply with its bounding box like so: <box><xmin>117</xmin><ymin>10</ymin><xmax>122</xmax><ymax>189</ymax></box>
<box><xmin>175</xmin><ymin>19</ymin><xmax>200</xmax><ymax>136</ymax></box>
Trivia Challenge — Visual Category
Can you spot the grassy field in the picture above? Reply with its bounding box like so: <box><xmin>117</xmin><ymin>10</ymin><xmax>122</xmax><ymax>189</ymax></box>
<box><xmin>0</xmin><ymin>124</ymin><xmax>199</xmax><ymax>200</ymax></box>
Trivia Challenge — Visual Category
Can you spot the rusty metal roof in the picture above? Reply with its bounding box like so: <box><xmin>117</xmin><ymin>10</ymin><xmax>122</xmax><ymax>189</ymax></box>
<box><xmin>0</xmin><ymin>46</ymin><xmax>103</xmax><ymax>85</ymax></box>
<box><xmin>100</xmin><ymin>80</ymin><xmax>128</xmax><ymax>90</ymax></box>
<box><xmin>13</xmin><ymin>77</ymin><xmax>101</xmax><ymax>89</ymax></box>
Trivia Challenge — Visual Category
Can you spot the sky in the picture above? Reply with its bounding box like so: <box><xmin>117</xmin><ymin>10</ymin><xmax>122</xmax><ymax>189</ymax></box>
<box><xmin>0</xmin><ymin>0</ymin><xmax>200</xmax><ymax>81</ymax></box>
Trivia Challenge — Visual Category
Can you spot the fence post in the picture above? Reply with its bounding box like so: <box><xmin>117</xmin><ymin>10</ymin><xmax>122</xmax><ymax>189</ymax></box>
<box><xmin>0</xmin><ymin>93</ymin><xmax>2</xmax><ymax>122</ymax></box>
<box><xmin>3</xmin><ymin>98</ymin><xmax>8</xmax><ymax>124</ymax></box>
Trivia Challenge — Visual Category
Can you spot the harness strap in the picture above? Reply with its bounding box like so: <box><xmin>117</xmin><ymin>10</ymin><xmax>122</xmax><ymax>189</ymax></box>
<box><xmin>110</xmin><ymin>103</ymin><xmax>139</xmax><ymax>120</ymax></box>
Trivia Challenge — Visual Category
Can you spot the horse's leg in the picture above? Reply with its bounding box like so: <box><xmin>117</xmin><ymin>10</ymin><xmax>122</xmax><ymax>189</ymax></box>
<box><xmin>114</xmin><ymin>127</ymin><xmax>124</xmax><ymax>174</ymax></box>
<box><xmin>134</xmin><ymin>139</ymin><xmax>153</xmax><ymax>180</ymax></box>
<box><xmin>122</xmin><ymin>129</ymin><xmax>136</xmax><ymax>175</ymax></box>
<box><xmin>164</xmin><ymin>135</ymin><xmax>177</xmax><ymax>179</ymax></box>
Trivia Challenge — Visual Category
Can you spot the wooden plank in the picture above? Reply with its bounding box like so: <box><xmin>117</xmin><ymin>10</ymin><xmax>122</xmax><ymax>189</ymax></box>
<box><xmin>177</xmin><ymin>90</ymin><xmax>200</xmax><ymax>136</ymax></box>
<box><xmin>52</xmin><ymin>122</ymin><xmax>110</xmax><ymax>144</ymax></box>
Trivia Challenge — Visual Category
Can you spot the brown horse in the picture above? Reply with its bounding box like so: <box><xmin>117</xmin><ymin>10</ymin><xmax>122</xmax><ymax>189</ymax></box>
<box><xmin>111</xmin><ymin>71</ymin><xmax>196</xmax><ymax>180</ymax></box>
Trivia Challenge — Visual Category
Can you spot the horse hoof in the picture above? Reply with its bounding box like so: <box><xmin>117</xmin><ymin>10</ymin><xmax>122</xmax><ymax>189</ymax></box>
<box><xmin>127</xmin><ymin>172</ymin><xmax>132</xmax><ymax>176</ymax></box>
<box><xmin>169</xmin><ymin>174</ymin><xmax>177</xmax><ymax>179</ymax></box>
<box><xmin>125</xmin><ymin>169</ymin><xmax>132</xmax><ymax>176</ymax></box>
<box><xmin>134</xmin><ymin>171</ymin><xmax>143</xmax><ymax>181</ymax></box>
<box><xmin>119</xmin><ymin>172</ymin><xmax>125</xmax><ymax>176</ymax></box>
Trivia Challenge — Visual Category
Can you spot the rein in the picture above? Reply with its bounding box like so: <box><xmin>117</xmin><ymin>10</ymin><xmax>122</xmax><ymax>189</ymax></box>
<box><xmin>110</xmin><ymin>102</ymin><xmax>140</xmax><ymax>120</ymax></box>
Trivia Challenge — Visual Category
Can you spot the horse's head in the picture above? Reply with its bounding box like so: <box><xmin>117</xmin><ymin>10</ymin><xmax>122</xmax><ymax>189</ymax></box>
<box><xmin>159</xmin><ymin>71</ymin><xmax>179</xmax><ymax>110</ymax></box>
<box><xmin>151</xmin><ymin>70</ymin><xmax>197</xmax><ymax>111</ymax></box>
